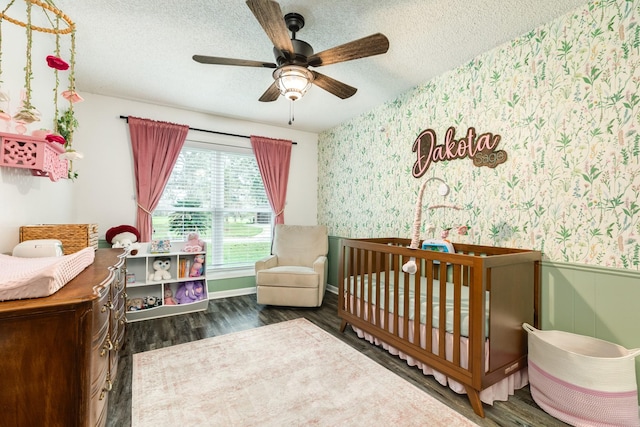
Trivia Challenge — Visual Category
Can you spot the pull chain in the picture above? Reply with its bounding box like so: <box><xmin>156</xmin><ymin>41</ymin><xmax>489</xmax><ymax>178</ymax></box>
<box><xmin>288</xmin><ymin>100</ymin><xmax>295</xmax><ymax>125</ymax></box>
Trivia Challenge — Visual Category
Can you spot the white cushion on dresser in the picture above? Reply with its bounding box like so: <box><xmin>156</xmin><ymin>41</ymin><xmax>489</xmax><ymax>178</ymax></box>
<box><xmin>0</xmin><ymin>247</ymin><xmax>95</xmax><ymax>301</ymax></box>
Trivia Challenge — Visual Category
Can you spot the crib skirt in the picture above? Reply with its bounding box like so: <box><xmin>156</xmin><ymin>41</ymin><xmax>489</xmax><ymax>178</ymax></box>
<box><xmin>350</xmin><ymin>323</ymin><xmax>528</xmax><ymax>405</ymax></box>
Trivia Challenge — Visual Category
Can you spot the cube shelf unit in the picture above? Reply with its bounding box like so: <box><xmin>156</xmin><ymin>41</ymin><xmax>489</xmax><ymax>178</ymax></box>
<box><xmin>125</xmin><ymin>241</ymin><xmax>208</xmax><ymax>322</ymax></box>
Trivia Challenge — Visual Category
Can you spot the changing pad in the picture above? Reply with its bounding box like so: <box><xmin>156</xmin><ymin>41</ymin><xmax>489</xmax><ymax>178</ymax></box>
<box><xmin>0</xmin><ymin>247</ymin><xmax>95</xmax><ymax>301</ymax></box>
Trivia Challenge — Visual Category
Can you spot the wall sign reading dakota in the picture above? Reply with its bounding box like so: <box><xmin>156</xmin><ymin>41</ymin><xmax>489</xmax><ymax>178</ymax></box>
<box><xmin>411</xmin><ymin>126</ymin><xmax>508</xmax><ymax>178</ymax></box>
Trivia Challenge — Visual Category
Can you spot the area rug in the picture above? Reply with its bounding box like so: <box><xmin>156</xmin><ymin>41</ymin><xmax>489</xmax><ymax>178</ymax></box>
<box><xmin>132</xmin><ymin>318</ymin><xmax>478</xmax><ymax>427</ymax></box>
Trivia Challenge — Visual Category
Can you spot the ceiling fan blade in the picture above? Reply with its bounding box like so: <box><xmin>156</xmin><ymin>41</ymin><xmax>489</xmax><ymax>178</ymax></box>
<box><xmin>259</xmin><ymin>81</ymin><xmax>281</xmax><ymax>102</ymax></box>
<box><xmin>308</xmin><ymin>33</ymin><xmax>390</xmax><ymax>67</ymax></box>
<box><xmin>246</xmin><ymin>0</ymin><xmax>295</xmax><ymax>58</ymax></box>
<box><xmin>311</xmin><ymin>71</ymin><xmax>357</xmax><ymax>99</ymax></box>
<box><xmin>193</xmin><ymin>55</ymin><xmax>277</xmax><ymax>68</ymax></box>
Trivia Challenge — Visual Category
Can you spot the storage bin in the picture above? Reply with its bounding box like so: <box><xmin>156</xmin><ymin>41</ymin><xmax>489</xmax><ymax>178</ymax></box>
<box><xmin>523</xmin><ymin>323</ymin><xmax>640</xmax><ymax>427</ymax></box>
<box><xmin>20</xmin><ymin>224</ymin><xmax>99</xmax><ymax>255</ymax></box>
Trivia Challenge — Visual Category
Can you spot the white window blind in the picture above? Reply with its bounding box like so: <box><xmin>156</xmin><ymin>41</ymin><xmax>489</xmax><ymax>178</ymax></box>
<box><xmin>152</xmin><ymin>141</ymin><xmax>273</xmax><ymax>270</ymax></box>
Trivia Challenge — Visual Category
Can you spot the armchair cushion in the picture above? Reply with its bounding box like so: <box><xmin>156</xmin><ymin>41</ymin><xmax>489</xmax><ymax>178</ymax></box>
<box><xmin>256</xmin><ymin>265</ymin><xmax>319</xmax><ymax>288</ymax></box>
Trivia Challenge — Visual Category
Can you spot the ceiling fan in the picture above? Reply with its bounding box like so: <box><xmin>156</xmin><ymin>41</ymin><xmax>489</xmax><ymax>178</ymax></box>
<box><xmin>192</xmin><ymin>0</ymin><xmax>390</xmax><ymax>103</ymax></box>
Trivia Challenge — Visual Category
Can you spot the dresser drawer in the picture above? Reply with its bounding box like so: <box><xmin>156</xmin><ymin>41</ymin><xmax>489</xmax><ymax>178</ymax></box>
<box><xmin>112</xmin><ymin>265</ymin><xmax>126</xmax><ymax>293</ymax></box>
<box><xmin>91</xmin><ymin>330</ymin><xmax>110</xmax><ymax>389</ymax></box>
<box><xmin>90</xmin><ymin>322</ymin><xmax>111</xmax><ymax>426</ymax></box>
<box><xmin>110</xmin><ymin>289</ymin><xmax>126</xmax><ymax>355</ymax></box>
<box><xmin>91</xmin><ymin>276</ymin><xmax>113</xmax><ymax>427</ymax></box>
<box><xmin>111</xmin><ymin>289</ymin><xmax>125</xmax><ymax>325</ymax></box>
<box><xmin>90</xmin><ymin>368</ymin><xmax>110</xmax><ymax>427</ymax></box>
<box><xmin>93</xmin><ymin>282</ymin><xmax>111</xmax><ymax>331</ymax></box>
<box><xmin>92</xmin><ymin>287</ymin><xmax>110</xmax><ymax>369</ymax></box>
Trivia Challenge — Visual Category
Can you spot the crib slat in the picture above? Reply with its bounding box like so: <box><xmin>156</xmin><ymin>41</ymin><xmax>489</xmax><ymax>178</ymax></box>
<box><xmin>383</xmin><ymin>252</ymin><xmax>391</xmax><ymax>333</ymax></box>
<box><xmin>367</xmin><ymin>250</ymin><xmax>373</xmax><ymax>326</ymax></box>
<box><xmin>346</xmin><ymin>246</ymin><xmax>352</xmax><ymax>314</ymax></box>
<box><xmin>463</xmin><ymin>264</ymin><xmax>471</xmax><ymax>287</ymax></box>
<box><xmin>345</xmin><ymin>246</ymin><xmax>354</xmax><ymax>314</ymax></box>
<box><xmin>469</xmin><ymin>264</ymin><xmax>485</xmax><ymax>391</ymax></box>
<box><xmin>393</xmin><ymin>254</ymin><xmax>400</xmax><ymax>337</ymax></box>
<box><xmin>413</xmin><ymin>260</ymin><xmax>421</xmax><ymax>347</ymax></box>
<box><xmin>353</xmin><ymin>249</ymin><xmax>364</xmax><ymax>317</ymax></box>
<box><xmin>403</xmin><ymin>269</ymin><xmax>410</xmax><ymax>341</ymax></box>
<box><xmin>438</xmin><ymin>261</ymin><xmax>447</xmax><ymax>358</ymax></box>
<box><xmin>452</xmin><ymin>263</ymin><xmax>462</xmax><ymax>367</ymax></box>
<box><xmin>373</xmin><ymin>251</ymin><xmax>382</xmax><ymax>328</ymax></box>
<box><xmin>360</xmin><ymin>250</ymin><xmax>371</xmax><ymax>321</ymax></box>
<box><xmin>425</xmin><ymin>259</ymin><xmax>433</xmax><ymax>353</ymax></box>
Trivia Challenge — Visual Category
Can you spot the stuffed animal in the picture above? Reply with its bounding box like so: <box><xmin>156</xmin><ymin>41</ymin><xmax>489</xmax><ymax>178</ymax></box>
<box><xmin>164</xmin><ymin>284</ymin><xmax>177</xmax><ymax>305</ymax></box>
<box><xmin>126</xmin><ymin>297</ymin><xmax>144</xmax><ymax>311</ymax></box>
<box><xmin>148</xmin><ymin>258</ymin><xmax>172</xmax><ymax>281</ymax></box>
<box><xmin>175</xmin><ymin>281</ymin><xmax>198</xmax><ymax>304</ymax></box>
<box><xmin>183</xmin><ymin>232</ymin><xmax>205</xmax><ymax>252</ymax></box>
<box><xmin>193</xmin><ymin>281</ymin><xmax>205</xmax><ymax>301</ymax></box>
<box><xmin>144</xmin><ymin>295</ymin><xmax>162</xmax><ymax>308</ymax></box>
<box><xmin>106</xmin><ymin>225</ymin><xmax>141</xmax><ymax>255</ymax></box>
<box><xmin>189</xmin><ymin>254</ymin><xmax>205</xmax><ymax>277</ymax></box>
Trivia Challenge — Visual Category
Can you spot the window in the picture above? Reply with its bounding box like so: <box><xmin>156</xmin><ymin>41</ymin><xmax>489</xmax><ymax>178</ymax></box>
<box><xmin>152</xmin><ymin>140</ymin><xmax>272</xmax><ymax>271</ymax></box>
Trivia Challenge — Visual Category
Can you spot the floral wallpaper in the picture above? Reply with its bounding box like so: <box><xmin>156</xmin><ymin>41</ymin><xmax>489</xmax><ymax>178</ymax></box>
<box><xmin>318</xmin><ymin>0</ymin><xmax>640</xmax><ymax>270</ymax></box>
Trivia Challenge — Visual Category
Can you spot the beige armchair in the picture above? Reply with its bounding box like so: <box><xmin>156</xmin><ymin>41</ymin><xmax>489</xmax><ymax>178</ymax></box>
<box><xmin>255</xmin><ymin>224</ymin><xmax>328</xmax><ymax>307</ymax></box>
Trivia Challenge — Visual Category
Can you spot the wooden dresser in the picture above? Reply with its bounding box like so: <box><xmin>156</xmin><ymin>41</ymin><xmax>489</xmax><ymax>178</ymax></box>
<box><xmin>0</xmin><ymin>249</ymin><xmax>127</xmax><ymax>427</ymax></box>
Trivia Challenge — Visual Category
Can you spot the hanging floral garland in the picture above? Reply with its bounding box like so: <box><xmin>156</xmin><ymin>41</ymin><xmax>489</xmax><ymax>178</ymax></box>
<box><xmin>0</xmin><ymin>6</ymin><xmax>12</xmax><ymax>122</ymax></box>
<box><xmin>55</xmin><ymin>27</ymin><xmax>83</xmax><ymax>180</ymax></box>
<box><xmin>0</xmin><ymin>0</ymin><xmax>81</xmax><ymax>179</ymax></box>
<box><xmin>0</xmin><ymin>0</ymin><xmax>76</xmax><ymax>128</ymax></box>
<box><xmin>12</xmin><ymin>0</ymin><xmax>40</xmax><ymax>124</ymax></box>
<box><xmin>51</xmin><ymin>16</ymin><xmax>60</xmax><ymax>128</ymax></box>
<box><xmin>55</xmin><ymin>26</ymin><xmax>81</xmax><ymax>147</ymax></box>
<box><xmin>44</xmin><ymin>13</ymin><xmax>66</xmax><ymax>145</ymax></box>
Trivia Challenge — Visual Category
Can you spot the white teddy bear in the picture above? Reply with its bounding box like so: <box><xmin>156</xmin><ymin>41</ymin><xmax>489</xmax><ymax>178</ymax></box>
<box><xmin>149</xmin><ymin>258</ymin><xmax>172</xmax><ymax>281</ymax></box>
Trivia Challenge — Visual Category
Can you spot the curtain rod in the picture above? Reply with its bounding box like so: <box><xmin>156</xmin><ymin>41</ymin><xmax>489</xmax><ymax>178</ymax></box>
<box><xmin>119</xmin><ymin>115</ymin><xmax>297</xmax><ymax>145</ymax></box>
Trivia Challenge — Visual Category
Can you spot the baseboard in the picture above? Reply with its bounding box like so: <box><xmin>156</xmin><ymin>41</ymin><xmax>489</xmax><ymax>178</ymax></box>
<box><xmin>208</xmin><ymin>287</ymin><xmax>256</xmax><ymax>300</ymax></box>
<box><xmin>209</xmin><ymin>285</ymin><xmax>336</xmax><ymax>300</ymax></box>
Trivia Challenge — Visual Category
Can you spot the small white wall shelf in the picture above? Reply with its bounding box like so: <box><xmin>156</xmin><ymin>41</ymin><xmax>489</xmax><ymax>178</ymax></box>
<box><xmin>0</xmin><ymin>132</ymin><xmax>69</xmax><ymax>181</ymax></box>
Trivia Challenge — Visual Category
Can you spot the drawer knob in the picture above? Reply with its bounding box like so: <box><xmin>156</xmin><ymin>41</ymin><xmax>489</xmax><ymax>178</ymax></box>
<box><xmin>100</xmin><ymin>339</ymin><xmax>114</xmax><ymax>357</ymax></box>
<box><xmin>99</xmin><ymin>379</ymin><xmax>113</xmax><ymax>400</ymax></box>
<box><xmin>101</xmin><ymin>301</ymin><xmax>114</xmax><ymax>312</ymax></box>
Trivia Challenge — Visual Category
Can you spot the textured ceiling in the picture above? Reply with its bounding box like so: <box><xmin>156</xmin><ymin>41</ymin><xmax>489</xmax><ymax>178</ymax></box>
<box><xmin>54</xmin><ymin>0</ymin><xmax>589</xmax><ymax>133</ymax></box>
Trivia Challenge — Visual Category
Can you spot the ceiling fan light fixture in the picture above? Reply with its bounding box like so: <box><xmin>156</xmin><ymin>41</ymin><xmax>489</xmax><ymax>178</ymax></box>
<box><xmin>273</xmin><ymin>65</ymin><xmax>314</xmax><ymax>101</ymax></box>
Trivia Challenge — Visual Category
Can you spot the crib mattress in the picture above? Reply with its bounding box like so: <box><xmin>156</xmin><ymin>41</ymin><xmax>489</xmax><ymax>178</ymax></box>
<box><xmin>346</xmin><ymin>271</ymin><xmax>489</xmax><ymax>337</ymax></box>
<box><xmin>0</xmin><ymin>247</ymin><xmax>95</xmax><ymax>301</ymax></box>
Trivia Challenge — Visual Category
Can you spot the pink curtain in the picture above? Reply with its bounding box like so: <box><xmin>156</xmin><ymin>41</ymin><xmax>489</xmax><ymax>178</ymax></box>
<box><xmin>250</xmin><ymin>135</ymin><xmax>292</xmax><ymax>225</ymax></box>
<box><xmin>128</xmin><ymin>117</ymin><xmax>189</xmax><ymax>241</ymax></box>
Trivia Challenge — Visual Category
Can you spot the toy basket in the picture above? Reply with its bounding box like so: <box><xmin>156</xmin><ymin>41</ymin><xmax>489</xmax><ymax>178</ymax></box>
<box><xmin>20</xmin><ymin>224</ymin><xmax>99</xmax><ymax>255</ymax></box>
<box><xmin>523</xmin><ymin>323</ymin><xmax>640</xmax><ymax>427</ymax></box>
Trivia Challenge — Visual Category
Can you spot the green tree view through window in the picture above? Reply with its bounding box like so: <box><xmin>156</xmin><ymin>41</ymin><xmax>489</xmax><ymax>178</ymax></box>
<box><xmin>152</xmin><ymin>142</ymin><xmax>272</xmax><ymax>270</ymax></box>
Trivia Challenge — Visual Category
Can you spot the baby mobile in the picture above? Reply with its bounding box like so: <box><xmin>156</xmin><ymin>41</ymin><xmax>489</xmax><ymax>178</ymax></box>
<box><xmin>0</xmin><ymin>0</ymin><xmax>82</xmax><ymax>179</ymax></box>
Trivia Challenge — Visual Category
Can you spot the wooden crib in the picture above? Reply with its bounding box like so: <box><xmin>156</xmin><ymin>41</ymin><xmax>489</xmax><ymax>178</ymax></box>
<box><xmin>337</xmin><ymin>237</ymin><xmax>541</xmax><ymax>417</ymax></box>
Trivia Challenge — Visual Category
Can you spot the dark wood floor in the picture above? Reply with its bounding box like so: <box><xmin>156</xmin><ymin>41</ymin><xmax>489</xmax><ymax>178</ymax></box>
<box><xmin>107</xmin><ymin>291</ymin><xmax>567</xmax><ymax>427</ymax></box>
